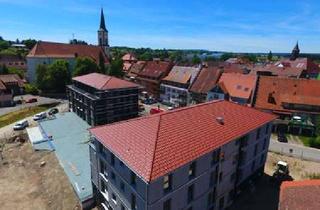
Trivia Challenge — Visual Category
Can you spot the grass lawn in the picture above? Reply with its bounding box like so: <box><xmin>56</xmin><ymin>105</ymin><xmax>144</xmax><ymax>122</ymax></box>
<box><xmin>299</xmin><ymin>136</ymin><xmax>310</xmax><ymax>146</ymax></box>
<box><xmin>0</xmin><ymin>103</ymin><xmax>58</xmax><ymax>128</ymax></box>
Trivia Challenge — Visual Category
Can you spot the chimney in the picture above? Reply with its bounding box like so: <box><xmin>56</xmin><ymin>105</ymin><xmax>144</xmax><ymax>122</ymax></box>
<box><xmin>216</xmin><ymin>117</ymin><xmax>224</xmax><ymax>125</ymax></box>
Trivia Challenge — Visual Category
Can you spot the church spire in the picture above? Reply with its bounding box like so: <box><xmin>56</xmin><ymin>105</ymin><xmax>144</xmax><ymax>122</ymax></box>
<box><xmin>290</xmin><ymin>41</ymin><xmax>300</xmax><ymax>60</ymax></box>
<box><xmin>100</xmin><ymin>8</ymin><xmax>107</xmax><ymax>31</ymax></box>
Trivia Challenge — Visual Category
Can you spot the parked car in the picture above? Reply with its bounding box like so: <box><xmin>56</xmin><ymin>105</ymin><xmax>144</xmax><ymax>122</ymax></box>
<box><xmin>13</xmin><ymin>119</ymin><xmax>29</xmax><ymax>130</ymax></box>
<box><xmin>33</xmin><ymin>112</ymin><xmax>47</xmax><ymax>121</ymax></box>
<box><xmin>143</xmin><ymin>97</ymin><xmax>157</xmax><ymax>105</ymax></box>
<box><xmin>26</xmin><ymin>97</ymin><xmax>38</xmax><ymax>103</ymax></box>
<box><xmin>277</xmin><ymin>132</ymin><xmax>288</xmax><ymax>143</ymax></box>
<box><xmin>48</xmin><ymin>108</ymin><xmax>59</xmax><ymax>115</ymax></box>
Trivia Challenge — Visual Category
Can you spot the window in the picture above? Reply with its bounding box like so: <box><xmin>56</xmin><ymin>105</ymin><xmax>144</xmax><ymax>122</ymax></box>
<box><xmin>111</xmin><ymin>153</ymin><xmax>115</xmax><ymax>166</ymax></box>
<box><xmin>251</xmin><ymin>161</ymin><xmax>256</xmax><ymax>172</ymax></box>
<box><xmin>163</xmin><ymin>199</ymin><xmax>171</xmax><ymax>210</ymax></box>
<box><xmin>111</xmin><ymin>172</ymin><xmax>116</xmax><ymax>180</ymax></box>
<box><xmin>256</xmin><ymin>128</ymin><xmax>261</xmax><ymax>139</ymax></box>
<box><xmin>130</xmin><ymin>171</ymin><xmax>136</xmax><ymax>186</ymax></box>
<box><xmin>219</xmin><ymin>196</ymin><xmax>224</xmax><ymax>210</ymax></box>
<box><xmin>121</xmin><ymin>204</ymin><xmax>126</xmax><ymax>210</ymax></box>
<box><xmin>219</xmin><ymin>172</ymin><xmax>223</xmax><ymax>183</ymax></box>
<box><xmin>210</xmin><ymin>171</ymin><xmax>215</xmax><ymax>186</ymax></box>
<box><xmin>265</xmin><ymin>124</ymin><xmax>270</xmax><ymax>135</ymax></box>
<box><xmin>120</xmin><ymin>161</ymin><xmax>124</xmax><ymax>167</ymax></box>
<box><xmin>112</xmin><ymin>193</ymin><xmax>117</xmax><ymax>204</ymax></box>
<box><xmin>230</xmin><ymin>172</ymin><xmax>236</xmax><ymax>182</ymax></box>
<box><xmin>120</xmin><ymin>181</ymin><xmax>125</xmax><ymax>192</ymax></box>
<box><xmin>131</xmin><ymin>194</ymin><xmax>137</xmax><ymax>210</ymax></box>
<box><xmin>163</xmin><ymin>174</ymin><xmax>172</xmax><ymax>192</ymax></box>
<box><xmin>101</xmin><ymin>180</ymin><xmax>108</xmax><ymax>193</ymax></box>
<box><xmin>220</xmin><ymin>151</ymin><xmax>225</xmax><ymax>161</ymax></box>
<box><xmin>207</xmin><ymin>189</ymin><xmax>215</xmax><ymax>207</ymax></box>
<box><xmin>188</xmin><ymin>185</ymin><xmax>194</xmax><ymax>203</ymax></box>
<box><xmin>228</xmin><ymin>190</ymin><xmax>235</xmax><ymax>202</ymax></box>
<box><xmin>100</xmin><ymin>160</ymin><xmax>106</xmax><ymax>174</ymax></box>
<box><xmin>254</xmin><ymin>144</ymin><xmax>258</xmax><ymax>156</ymax></box>
<box><xmin>189</xmin><ymin>162</ymin><xmax>196</xmax><ymax>179</ymax></box>
<box><xmin>211</xmin><ymin>150</ymin><xmax>220</xmax><ymax>166</ymax></box>
<box><xmin>263</xmin><ymin>138</ymin><xmax>267</xmax><ymax>150</ymax></box>
<box><xmin>260</xmin><ymin>154</ymin><xmax>265</xmax><ymax>164</ymax></box>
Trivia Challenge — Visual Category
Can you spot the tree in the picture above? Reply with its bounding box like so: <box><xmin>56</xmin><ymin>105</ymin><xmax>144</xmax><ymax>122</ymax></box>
<box><xmin>0</xmin><ymin>64</ymin><xmax>9</xmax><ymax>74</ymax></box>
<box><xmin>192</xmin><ymin>55</ymin><xmax>201</xmax><ymax>65</ymax></box>
<box><xmin>22</xmin><ymin>39</ymin><xmax>37</xmax><ymax>50</ymax></box>
<box><xmin>107</xmin><ymin>58</ymin><xmax>124</xmax><ymax>78</ymax></box>
<box><xmin>36</xmin><ymin>60</ymin><xmax>71</xmax><ymax>93</ymax></box>
<box><xmin>0</xmin><ymin>40</ymin><xmax>9</xmax><ymax>51</ymax></box>
<box><xmin>98</xmin><ymin>52</ymin><xmax>106</xmax><ymax>74</ymax></box>
<box><xmin>8</xmin><ymin>67</ymin><xmax>24</xmax><ymax>78</ymax></box>
<box><xmin>220</xmin><ymin>53</ymin><xmax>234</xmax><ymax>61</ymax></box>
<box><xmin>73</xmin><ymin>57</ymin><xmax>100</xmax><ymax>77</ymax></box>
<box><xmin>69</xmin><ymin>39</ymin><xmax>88</xmax><ymax>45</ymax></box>
<box><xmin>36</xmin><ymin>64</ymin><xmax>50</xmax><ymax>91</ymax></box>
<box><xmin>47</xmin><ymin>60</ymin><xmax>71</xmax><ymax>93</ymax></box>
<box><xmin>268</xmin><ymin>51</ymin><xmax>273</xmax><ymax>61</ymax></box>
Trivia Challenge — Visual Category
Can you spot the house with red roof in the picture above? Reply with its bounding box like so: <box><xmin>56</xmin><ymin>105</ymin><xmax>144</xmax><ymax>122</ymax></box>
<box><xmin>89</xmin><ymin>100</ymin><xmax>276</xmax><ymax>210</ymax></box>
<box><xmin>189</xmin><ymin>66</ymin><xmax>223</xmax><ymax>103</ymax></box>
<box><xmin>0</xmin><ymin>74</ymin><xmax>24</xmax><ymax>95</ymax></box>
<box><xmin>254</xmin><ymin>76</ymin><xmax>320</xmax><ymax>135</ymax></box>
<box><xmin>122</xmin><ymin>53</ymin><xmax>138</xmax><ymax>73</ymax></box>
<box><xmin>0</xmin><ymin>80</ymin><xmax>13</xmax><ymax>107</ymax></box>
<box><xmin>66</xmin><ymin>73</ymin><xmax>140</xmax><ymax>126</ymax></box>
<box><xmin>136</xmin><ymin>61</ymin><xmax>174</xmax><ymax>98</ymax></box>
<box><xmin>26</xmin><ymin>41</ymin><xmax>109</xmax><ymax>83</ymax></box>
<box><xmin>160</xmin><ymin>65</ymin><xmax>201</xmax><ymax>107</ymax></box>
<box><xmin>207</xmin><ymin>73</ymin><xmax>258</xmax><ymax>106</ymax></box>
<box><xmin>0</xmin><ymin>54</ymin><xmax>27</xmax><ymax>71</ymax></box>
<box><xmin>279</xmin><ymin>179</ymin><xmax>320</xmax><ymax>210</ymax></box>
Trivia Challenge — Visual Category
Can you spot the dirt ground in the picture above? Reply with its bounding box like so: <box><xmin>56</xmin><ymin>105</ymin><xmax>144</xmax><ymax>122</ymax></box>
<box><xmin>229</xmin><ymin>152</ymin><xmax>320</xmax><ymax>210</ymax></box>
<box><xmin>0</xmin><ymin>139</ymin><xmax>80</xmax><ymax>210</ymax></box>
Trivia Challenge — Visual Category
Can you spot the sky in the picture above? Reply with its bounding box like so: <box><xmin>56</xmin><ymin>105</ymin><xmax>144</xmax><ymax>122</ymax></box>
<box><xmin>1</xmin><ymin>0</ymin><xmax>320</xmax><ymax>53</ymax></box>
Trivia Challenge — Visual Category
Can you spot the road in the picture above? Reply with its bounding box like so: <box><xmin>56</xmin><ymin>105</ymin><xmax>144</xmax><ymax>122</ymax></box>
<box><xmin>0</xmin><ymin>95</ymin><xmax>67</xmax><ymax>117</ymax></box>
<box><xmin>269</xmin><ymin>137</ymin><xmax>320</xmax><ymax>162</ymax></box>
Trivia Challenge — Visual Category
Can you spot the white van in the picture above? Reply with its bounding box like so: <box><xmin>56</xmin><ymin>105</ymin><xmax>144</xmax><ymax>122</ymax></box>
<box><xmin>13</xmin><ymin>119</ymin><xmax>29</xmax><ymax>130</ymax></box>
<box><xmin>33</xmin><ymin>112</ymin><xmax>47</xmax><ymax>121</ymax></box>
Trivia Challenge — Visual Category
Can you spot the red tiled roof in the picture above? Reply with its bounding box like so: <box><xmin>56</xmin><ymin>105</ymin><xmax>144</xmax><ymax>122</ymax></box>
<box><xmin>127</xmin><ymin>61</ymin><xmax>146</xmax><ymax>78</ymax></box>
<box><xmin>73</xmin><ymin>73</ymin><xmax>139</xmax><ymax>90</ymax></box>
<box><xmin>162</xmin><ymin>66</ymin><xmax>201</xmax><ymax>85</ymax></box>
<box><xmin>123</xmin><ymin>62</ymin><xmax>133</xmax><ymax>72</ymax></box>
<box><xmin>122</xmin><ymin>53</ymin><xmax>137</xmax><ymax>62</ymax></box>
<box><xmin>250</xmin><ymin>58</ymin><xmax>320</xmax><ymax>78</ymax></box>
<box><xmin>223</xmin><ymin>63</ymin><xmax>246</xmax><ymax>74</ymax></box>
<box><xmin>137</xmin><ymin>61</ymin><xmax>173</xmax><ymax>79</ymax></box>
<box><xmin>90</xmin><ymin>100</ymin><xmax>276</xmax><ymax>182</ymax></box>
<box><xmin>255</xmin><ymin>76</ymin><xmax>320</xmax><ymax>113</ymax></box>
<box><xmin>216</xmin><ymin>73</ymin><xmax>257</xmax><ymax>100</ymax></box>
<box><xmin>279</xmin><ymin>180</ymin><xmax>320</xmax><ymax>210</ymax></box>
<box><xmin>27</xmin><ymin>41</ymin><xmax>109</xmax><ymax>64</ymax></box>
<box><xmin>190</xmin><ymin>66</ymin><xmax>222</xmax><ymax>94</ymax></box>
<box><xmin>0</xmin><ymin>74</ymin><xmax>24</xmax><ymax>87</ymax></box>
<box><xmin>0</xmin><ymin>80</ymin><xmax>6</xmax><ymax>90</ymax></box>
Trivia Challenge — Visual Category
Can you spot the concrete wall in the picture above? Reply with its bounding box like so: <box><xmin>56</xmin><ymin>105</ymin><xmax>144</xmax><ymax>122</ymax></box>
<box><xmin>27</xmin><ymin>57</ymin><xmax>75</xmax><ymax>83</ymax></box>
<box><xmin>160</xmin><ymin>84</ymin><xmax>190</xmax><ymax>106</ymax></box>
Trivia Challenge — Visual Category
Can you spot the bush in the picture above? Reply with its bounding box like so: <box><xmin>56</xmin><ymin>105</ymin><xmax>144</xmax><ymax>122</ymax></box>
<box><xmin>24</xmin><ymin>84</ymin><xmax>39</xmax><ymax>95</ymax></box>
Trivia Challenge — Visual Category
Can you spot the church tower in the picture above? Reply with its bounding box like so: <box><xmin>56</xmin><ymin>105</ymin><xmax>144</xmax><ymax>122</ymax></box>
<box><xmin>290</xmin><ymin>41</ymin><xmax>300</xmax><ymax>60</ymax></box>
<box><xmin>98</xmin><ymin>8</ymin><xmax>110</xmax><ymax>57</ymax></box>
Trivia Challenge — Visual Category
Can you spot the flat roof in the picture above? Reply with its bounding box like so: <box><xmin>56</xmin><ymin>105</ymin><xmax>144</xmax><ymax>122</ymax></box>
<box><xmin>39</xmin><ymin>112</ymin><xmax>92</xmax><ymax>202</ymax></box>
